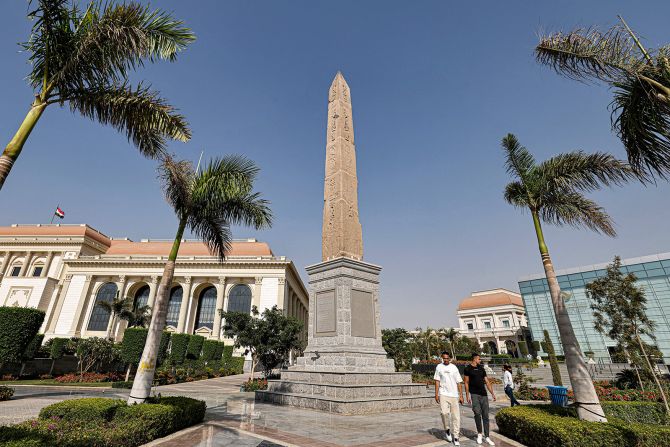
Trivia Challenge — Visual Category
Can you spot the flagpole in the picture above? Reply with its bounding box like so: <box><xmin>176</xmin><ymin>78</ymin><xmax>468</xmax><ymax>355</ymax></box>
<box><xmin>50</xmin><ymin>204</ymin><xmax>59</xmax><ymax>225</ymax></box>
<box><xmin>195</xmin><ymin>150</ymin><xmax>204</xmax><ymax>174</ymax></box>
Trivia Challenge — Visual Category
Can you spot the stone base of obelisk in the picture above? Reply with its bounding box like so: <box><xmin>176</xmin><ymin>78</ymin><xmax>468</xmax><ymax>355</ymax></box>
<box><xmin>255</xmin><ymin>257</ymin><xmax>433</xmax><ymax>415</ymax></box>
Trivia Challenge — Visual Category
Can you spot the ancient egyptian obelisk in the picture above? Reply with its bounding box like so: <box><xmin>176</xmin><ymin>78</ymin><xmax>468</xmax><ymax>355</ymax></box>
<box><xmin>256</xmin><ymin>73</ymin><xmax>432</xmax><ymax>414</ymax></box>
<box><xmin>322</xmin><ymin>72</ymin><xmax>364</xmax><ymax>262</ymax></box>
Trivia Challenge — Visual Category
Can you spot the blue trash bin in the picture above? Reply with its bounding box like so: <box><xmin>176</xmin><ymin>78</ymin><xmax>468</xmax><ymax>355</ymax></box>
<box><xmin>546</xmin><ymin>385</ymin><xmax>568</xmax><ymax>406</ymax></box>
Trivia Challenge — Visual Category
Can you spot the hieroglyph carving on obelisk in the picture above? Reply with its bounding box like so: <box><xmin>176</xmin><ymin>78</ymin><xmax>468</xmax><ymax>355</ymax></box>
<box><xmin>322</xmin><ymin>72</ymin><xmax>364</xmax><ymax>261</ymax></box>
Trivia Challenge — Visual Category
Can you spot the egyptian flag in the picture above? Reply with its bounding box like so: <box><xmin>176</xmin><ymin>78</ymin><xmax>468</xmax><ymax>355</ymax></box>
<box><xmin>54</xmin><ymin>207</ymin><xmax>65</xmax><ymax>219</ymax></box>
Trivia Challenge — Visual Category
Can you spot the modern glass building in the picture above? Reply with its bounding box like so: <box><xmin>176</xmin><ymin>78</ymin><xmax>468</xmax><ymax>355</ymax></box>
<box><xmin>518</xmin><ymin>252</ymin><xmax>670</xmax><ymax>363</ymax></box>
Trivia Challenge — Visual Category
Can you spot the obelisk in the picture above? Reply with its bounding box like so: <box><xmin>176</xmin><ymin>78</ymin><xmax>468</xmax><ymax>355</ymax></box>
<box><xmin>322</xmin><ymin>72</ymin><xmax>364</xmax><ymax>261</ymax></box>
<box><xmin>256</xmin><ymin>73</ymin><xmax>433</xmax><ymax>414</ymax></box>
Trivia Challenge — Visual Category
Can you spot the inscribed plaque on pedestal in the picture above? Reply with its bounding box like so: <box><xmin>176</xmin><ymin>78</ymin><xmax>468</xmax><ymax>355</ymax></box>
<box><xmin>351</xmin><ymin>289</ymin><xmax>375</xmax><ymax>338</ymax></box>
<box><xmin>316</xmin><ymin>290</ymin><xmax>336</xmax><ymax>336</ymax></box>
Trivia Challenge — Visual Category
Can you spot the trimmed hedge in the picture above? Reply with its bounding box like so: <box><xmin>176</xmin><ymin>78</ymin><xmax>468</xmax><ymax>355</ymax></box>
<box><xmin>222</xmin><ymin>344</ymin><xmax>234</xmax><ymax>361</ymax></box>
<box><xmin>496</xmin><ymin>404</ymin><xmax>670</xmax><ymax>447</ymax></box>
<box><xmin>601</xmin><ymin>401</ymin><xmax>669</xmax><ymax>426</ymax></box>
<box><xmin>0</xmin><ymin>307</ymin><xmax>45</xmax><ymax>364</ymax></box>
<box><xmin>518</xmin><ymin>341</ymin><xmax>529</xmax><ymax>357</ymax></box>
<box><xmin>0</xmin><ymin>385</ymin><xmax>14</xmax><ymax>401</ymax></box>
<box><xmin>2</xmin><ymin>396</ymin><xmax>206</xmax><ymax>447</ymax></box>
<box><xmin>157</xmin><ymin>331</ymin><xmax>171</xmax><ymax>366</ymax></box>
<box><xmin>531</xmin><ymin>340</ymin><xmax>541</xmax><ymax>352</ymax></box>
<box><xmin>49</xmin><ymin>338</ymin><xmax>68</xmax><ymax>360</ymax></box>
<box><xmin>111</xmin><ymin>381</ymin><xmax>134</xmax><ymax>389</ymax></box>
<box><xmin>120</xmin><ymin>328</ymin><xmax>148</xmax><ymax>365</ymax></box>
<box><xmin>169</xmin><ymin>333</ymin><xmax>189</xmax><ymax>364</ymax></box>
<box><xmin>214</xmin><ymin>341</ymin><xmax>225</xmax><ymax>360</ymax></box>
<box><xmin>200</xmin><ymin>339</ymin><xmax>218</xmax><ymax>361</ymax></box>
<box><xmin>23</xmin><ymin>334</ymin><xmax>44</xmax><ymax>361</ymax></box>
<box><xmin>186</xmin><ymin>335</ymin><xmax>205</xmax><ymax>360</ymax></box>
<box><xmin>227</xmin><ymin>356</ymin><xmax>244</xmax><ymax>373</ymax></box>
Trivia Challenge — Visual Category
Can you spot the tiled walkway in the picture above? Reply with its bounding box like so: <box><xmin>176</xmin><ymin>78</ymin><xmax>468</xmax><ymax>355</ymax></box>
<box><xmin>2</xmin><ymin>375</ymin><xmax>524</xmax><ymax>446</ymax></box>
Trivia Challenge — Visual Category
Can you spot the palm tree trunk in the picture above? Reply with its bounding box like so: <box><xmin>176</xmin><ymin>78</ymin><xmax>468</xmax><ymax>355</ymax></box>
<box><xmin>127</xmin><ymin>219</ymin><xmax>186</xmax><ymax>404</ymax></box>
<box><xmin>532</xmin><ymin>210</ymin><xmax>607</xmax><ymax>422</ymax></box>
<box><xmin>0</xmin><ymin>100</ymin><xmax>47</xmax><ymax>191</ymax></box>
<box><xmin>636</xmin><ymin>333</ymin><xmax>670</xmax><ymax>414</ymax></box>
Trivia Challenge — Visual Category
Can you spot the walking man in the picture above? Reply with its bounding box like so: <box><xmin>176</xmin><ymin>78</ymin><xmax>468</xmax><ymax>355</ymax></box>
<box><xmin>464</xmin><ymin>353</ymin><xmax>496</xmax><ymax>445</ymax></box>
<box><xmin>434</xmin><ymin>351</ymin><xmax>464</xmax><ymax>445</ymax></box>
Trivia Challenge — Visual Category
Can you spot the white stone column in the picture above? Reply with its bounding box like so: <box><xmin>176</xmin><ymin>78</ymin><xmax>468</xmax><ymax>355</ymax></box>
<box><xmin>176</xmin><ymin>276</ymin><xmax>192</xmax><ymax>333</ymax></box>
<box><xmin>252</xmin><ymin>276</ymin><xmax>263</xmax><ymax>310</ymax></box>
<box><xmin>41</xmin><ymin>252</ymin><xmax>54</xmax><ymax>277</ymax></box>
<box><xmin>277</xmin><ymin>277</ymin><xmax>286</xmax><ymax>312</ymax></box>
<box><xmin>69</xmin><ymin>275</ymin><xmax>94</xmax><ymax>336</ymax></box>
<box><xmin>213</xmin><ymin>276</ymin><xmax>226</xmax><ymax>340</ymax></box>
<box><xmin>47</xmin><ymin>275</ymin><xmax>72</xmax><ymax>333</ymax></box>
<box><xmin>0</xmin><ymin>251</ymin><xmax>10</xmax><ymax>279</ymax></box>
<box><xmin>19</xmin><ymin>251</ymin><xmax>32</xmax><ymax>276</ymax></box>
<box><xmin>147</xmin><ymin>275</ymin><xmax>159</xmax><ymax>309</ymax></box>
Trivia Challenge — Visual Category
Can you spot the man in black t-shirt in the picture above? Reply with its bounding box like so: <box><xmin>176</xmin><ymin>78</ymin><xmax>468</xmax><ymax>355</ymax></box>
<box><xmin>464</xmin><ymin>353</ymin><xmax>496</xmax><ymax>445</ymax></box>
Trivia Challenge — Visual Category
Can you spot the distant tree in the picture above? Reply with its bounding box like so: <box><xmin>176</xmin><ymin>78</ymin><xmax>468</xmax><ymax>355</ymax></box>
<box><xmin>543</xmin><ymin>330</ymin><xmax>563</xmax><ymax>387</ymax></box>
<box><xmin>501</xmin><ymin>133</ymin><xmax>633</xmax><ymax>421</ymax></box>
<box><xmin>121</xmin><ymin>303</ymin><xmax>152</xmax><ymax>328</ymax></box>
<box><xmin>97</xmin><ymin>294</ymin><xmax>131</xmax><ymax>339</ymax></box>
<box><xmin>587</xmin><ymin>256</ymin><xmax>669</xmax><ymax>414</ymax></box>
<box><xmin>439</xmin><ymin>328</ymin><xmax>459</xmax><ymax>358</ymax></box>
<box><xmin>536</xmin><ymin>17</ymin><xmax>670</xmax><ymax>181</ymax></box>
<box><xmin>382</xmin><ymin>328</ymin><xmax>412</xmax><ymax>371</ymax></box>
<box><xmin>75</xmin><ymin>337</ymin><xmax>117</xmax><ymax>377</ymax></box>
<box><xmin>222</xmin><ymin>306</ymin><xmax>303</xmax><ymax>378</ymax></box>
<box><xmin>0</xmin><ymin>0</ymin><xmax>195</xmax><ymax>190</ymax></box>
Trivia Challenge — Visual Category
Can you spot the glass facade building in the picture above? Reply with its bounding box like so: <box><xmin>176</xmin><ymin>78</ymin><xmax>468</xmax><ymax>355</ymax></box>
<box><xmin>518</xmin><ymin>253</ymin><xmax>670</xmax><ymax>363</ymax></box>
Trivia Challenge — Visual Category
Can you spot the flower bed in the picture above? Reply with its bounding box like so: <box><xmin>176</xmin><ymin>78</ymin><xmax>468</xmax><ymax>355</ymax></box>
<box><xmin>241</xmin><ymin>378</ymin><xmax>267</xmax><ymax>391</ymax></box>
<box><xmin>54</xmin><ymin>372</ymin><xmax>123</xmax><ymax>383</ymax></box>
<box><xmin>495</xmin><ymin>404</ymin><xmax>670</xmax><ymax>447</ymax></box>
<box><xmin>0</xmin><ymin>396</ymin><xmax>206</xmax><ymax>447</ymax></box>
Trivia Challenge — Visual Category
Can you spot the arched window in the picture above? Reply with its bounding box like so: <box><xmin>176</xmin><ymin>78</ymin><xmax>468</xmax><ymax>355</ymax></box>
<box><xmin>195</xmin><ymin>286</ymin><xmax>217</xmax><ymax>330</ymax></box>
<box><xmin>227</xmin><ymin>284</ymin><xmax>252</xmax><ymax>314</ymax></box>
<box><xmin>133</xmin><ymin>285</ymin><xmax>150</xmax><ymax>311</ymax></box>
<box><xmin>165</xmin><ymin>286</ymin><xmax>183</xmax><ymax>328</ymax></box>
<box><xmin>87</xmin><ymin>282</ymin><xmax>118</xmax><ymax>331</ymax></box>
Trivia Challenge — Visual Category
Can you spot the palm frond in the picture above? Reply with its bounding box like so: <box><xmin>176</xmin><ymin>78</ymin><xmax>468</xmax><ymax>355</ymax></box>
<box><xmin>68</xmin><ymin>82</ymin><xmax>190</xmax><ymax>158</ymax></box>
<box><xmin>536</xmin><ymin>151</ymin><xmax>633</xmax><ymax>192</ymax></box>
<box><xmin>612</xmin><ymin>76</ymin><xmax>670</xmax><ymax>180</ymax></box>
<box><xmin>541</xmin><ymin>191</ymin><xmax>616</xmax><ymax>236</ymax></box>
<box><xmin>187</xmin><ymin>212</ymin><xmax>233</xmax><ymax>261</ymax></box>
<box><xmin>159</xmin><ymin>155</ymin><xmax>194</xmax><ymax>219</ymax></box>
<box><xmin>536</xmin><ymin>26</ymin><xmax>645</xmax><ymax>83</ymax></box>
<box><xmin>48</xmin><ymin>2</ymin><xmax>195</xmax><ymax>94</ymax></box>
<box><xmin>503</xmin><ymin>181</ymin><xmax>530</xmax><ymax>208</ymax></box>
<box><xmin>501</xmin><ymin>133</ymin><xmax>535</xmax><ymax>180</ymax></box>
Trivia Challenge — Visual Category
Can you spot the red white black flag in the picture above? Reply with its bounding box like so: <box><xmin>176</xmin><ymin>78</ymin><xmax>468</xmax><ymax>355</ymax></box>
<box><xmin>54</xmin><ymin>207</ymin><xmax>65</xmax><ymax>219</ymax></box>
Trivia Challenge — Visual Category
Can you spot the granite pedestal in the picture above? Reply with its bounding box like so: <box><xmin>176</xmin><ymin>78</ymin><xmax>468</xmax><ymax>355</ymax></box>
<box><xmin>255</xmin><ymin>257</ymin><xmax>433</xmax><ymax>414</ymax></box>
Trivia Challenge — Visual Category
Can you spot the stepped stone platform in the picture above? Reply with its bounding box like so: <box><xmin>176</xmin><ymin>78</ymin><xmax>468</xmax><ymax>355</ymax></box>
<box><xmin>255</xmin><ymin>371</ymin><xmax>434</xmax><ymax>415</ymax></box>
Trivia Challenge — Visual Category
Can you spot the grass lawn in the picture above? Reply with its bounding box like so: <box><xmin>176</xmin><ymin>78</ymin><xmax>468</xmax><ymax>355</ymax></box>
<box><xmin>0</xmin><ymin>379</ymin><xmax>112</xmax><ymax>387</ymax></box>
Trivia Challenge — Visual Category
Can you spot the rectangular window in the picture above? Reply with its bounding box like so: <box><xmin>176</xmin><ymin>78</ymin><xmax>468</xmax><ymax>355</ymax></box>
<box><xmin>32</xmin><ymin>267</ymin><xmax>43</xmax><ymax>277</ymax></box>
<box><xmin>502</xmin><ymin>320</ymin><xmax>510</xmax><ymax>328</ymax></box>
<box><xmin>484</xmin><ymin>321</ymin><xmax>492</xmax><ymax>329</ymax></box>
<box><xmin>466</xmin><ymin>322</ymin><xmax>474</xmax><ymax>330</ymax></box>
<box><xmin>10</xmin><ymin>266</ymin><xmax>21</xmax><ymax>277</ymax></box>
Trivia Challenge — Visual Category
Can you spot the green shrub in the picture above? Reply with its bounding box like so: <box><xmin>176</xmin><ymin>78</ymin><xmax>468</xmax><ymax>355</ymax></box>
<box><xmin>531</xmin><ymin>340</ymin><xmax>541</xmax><ymax>352</ymax></box>
<box><xmin>157</xmin><ymin>331</ymin><xmax>171</xmax><ymax>366</ymax></box>
<box><xmin>601</xmin><ymin>401</ymin><xmax>669</xmax><ymax>425</ymax></box>
<box><xmin>114</xmin><ymin>403</ymin><xmax>176</xmax><ymax>438</ymax></box>
<box><xmin>111</xmin><ymin>381</ymin><xmax>134</xmax><ymax>389</ymax></box>
<box><xmin>214</xmin><ymin>341</ymin><xmax>225</xmax><ymax>360</ymax></box>
<box><xmin>0</xmin><ymin>385</ymin><xmax>14</xmax><ymax>401</ymax></box>
<box><xmin>169</xmin><ymin>333</ymin><xmax>189</xmax><ymax>364</ymax></box>
<box><xmin>518</xmin><ymin>341</ymin><xmax>529</xmax><ymax>357</ymax></box>
<box><xmin>543</xmin><ymin>330</ymin><xmax>562</xmax><ymax>386</ymax></box>
<box><xmin>222</xmin><ymin>344</ymin><xmax>234</xmax><ymax>360</ymax></box>
<box><xmin>186</xmin><ymin>335</ymin><xmax>205</xmax><ymax>360</ymax></box>
<box><xmin>147</xmin><ymin>396</ymin><xmax>206</xmax><ymax>429</ymax></box>
<box><xmin>496</xmin><ymin>404</ymin><xmax>670</xmax><ymax>447</ymax></box>
<box><xmin>0</xmin><ymin>425</ymin><xmax>48</xmax><ymax>447</ymax></box>
<box><xmin>0</xmin><ymin>307</ymin><xmax>45</xmax><ymax>364</ymax></box>
<box><xmin>49</xmin><ymin>338</ymin><xmax>68</xmax><ymax>360</ymax></box>
<box><xmin>38</xmin><ymin>397</ymin><xmax>125</xmax><ymax>422</ymax></box>
<box><xmin>23</xmin><ymin>334</ymin><xmax>45</xmax><ymax>361</ymax></box>
<box><xmin>120</xmin><ymin>328</ymin><xmax>148</xmax><ymax>365</ymax></box>
<box><xmin>200</xmin><ymin>339</ymin><xmax>218</xmax><ymax>361</ymax></box>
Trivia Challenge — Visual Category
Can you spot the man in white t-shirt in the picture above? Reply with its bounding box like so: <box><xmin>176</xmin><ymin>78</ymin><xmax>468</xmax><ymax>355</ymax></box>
<box><xmin>434</xmin><ymin>351</ymin><xmax>464</xmax><ymax>445</ymax></box>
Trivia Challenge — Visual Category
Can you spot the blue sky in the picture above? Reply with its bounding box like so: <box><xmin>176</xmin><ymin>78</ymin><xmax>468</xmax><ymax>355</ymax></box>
<box><xmin>1</xmin><ymin>1</ymin><xmax>669</xmax><ymax>328</ymax></box>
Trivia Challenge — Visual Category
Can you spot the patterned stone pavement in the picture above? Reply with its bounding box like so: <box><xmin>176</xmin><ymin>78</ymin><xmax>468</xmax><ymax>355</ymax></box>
<box><xmin>1</xmin><ymin>375</ymin><xmax>524</xmax><ymax>447</ymax></box>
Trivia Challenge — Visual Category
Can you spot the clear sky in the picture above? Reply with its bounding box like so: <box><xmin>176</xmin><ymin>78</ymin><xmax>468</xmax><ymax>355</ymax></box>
<box><xmin>1</xmin><ymin>1</ymin><xmax>669</xmax><ymax>329</ymax></box>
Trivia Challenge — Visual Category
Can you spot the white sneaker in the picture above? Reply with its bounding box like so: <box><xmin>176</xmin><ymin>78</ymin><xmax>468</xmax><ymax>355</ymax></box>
<box><xmin>453</xmin><ymin>438</ymin><xmax>460</xmax><ymax>446</ymax></box>
<box><xmin>485</xmin><ymin>437</ymin><xmax>495</xmax><ymax>446</ymax></box>
<box><xmin>477</xmin><ymin>433</ymin><xmax>483</xmax><ymax>444</ymax></box>
<box><xmin>444</xmin><ymin>430</ymin><xmax>452</xmax><ymax>442</ymax></box>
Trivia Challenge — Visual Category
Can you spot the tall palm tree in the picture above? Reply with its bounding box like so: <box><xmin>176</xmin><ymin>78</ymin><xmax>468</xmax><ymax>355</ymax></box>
<box><xmin>501</xmin><ymin>133</ymin><xmax>633</xmax><ymax>422</ymax></box>
<box><xmin>535</xmin><ymin>17</ymin><xmax>670</xmax><ymax>181</ymax></box>
<box><xmin>0</xmin><ymin>1</ymin><xmax>195</xmax><ymax>190</ymax></box>
<box><xmin>121</xmin><ymin>304</ymin><xmax>152</xmax><ymax>328</ymax></box>
<box><xmin>128</xmin><ymin>155</ymin><xmax>272</xmax><ymax>404</ymax></box>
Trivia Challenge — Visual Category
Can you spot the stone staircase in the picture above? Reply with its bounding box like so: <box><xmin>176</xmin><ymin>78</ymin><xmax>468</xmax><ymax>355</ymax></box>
<box><xmin>255</xmin><ymin>370</ymin><xmax>433</xmax><ymax>415</ymax></box>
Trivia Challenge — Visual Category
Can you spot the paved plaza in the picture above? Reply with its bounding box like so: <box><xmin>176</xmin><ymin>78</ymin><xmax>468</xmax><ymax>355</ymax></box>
<box><xmin>1</xmin><ymin>374</ymin><xmax>522</xmax><ymax>447</ymax></box>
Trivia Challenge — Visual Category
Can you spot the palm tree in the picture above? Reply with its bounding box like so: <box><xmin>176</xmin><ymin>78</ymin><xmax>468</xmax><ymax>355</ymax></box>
<box><xmin>535</xmin><ymin>17</ymin><xmax>670</xmax><ymax>181</ymax></box>
<box><xmin>440</xmin><ymin>328</ymin><xmax>459</xmax><ymax>358</ymax></box>
<box><xmin>501</xmin><ymin>133</ymin><xmax>633</xmax><ymax>421</ymax></box>
<box><xmin>121</xmin><ymin>304</ymin><xmax>152</xmax><ymax>328</ymax></box>
<box><xmin>97</xmin><ymin>293</ymin><xmax>132</xmax><ymax>340</ymax></box>
<box><xmin>0</xmin><ymin>1</ymin><xmax>195</xmax><ymax>190</ymax></box>
<box><xmin>128</xmin><ymin>155</ymin><xmax>272</xmax><ymax>404</ymax></box>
